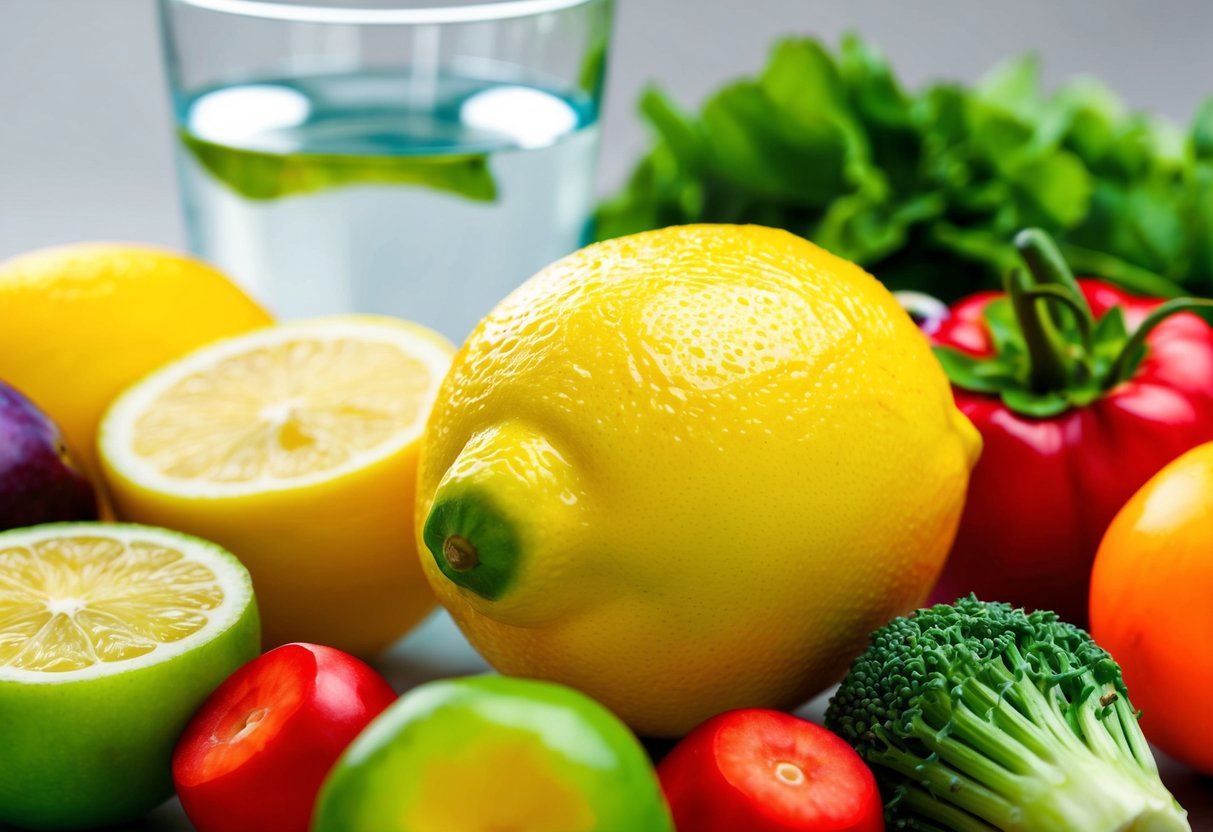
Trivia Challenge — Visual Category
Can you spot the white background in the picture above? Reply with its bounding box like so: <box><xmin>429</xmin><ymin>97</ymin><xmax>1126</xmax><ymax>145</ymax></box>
<box><xmin>3</xmin><ymin>0</ymin><xmax>1213</xmax><ymax>259</ymax></box>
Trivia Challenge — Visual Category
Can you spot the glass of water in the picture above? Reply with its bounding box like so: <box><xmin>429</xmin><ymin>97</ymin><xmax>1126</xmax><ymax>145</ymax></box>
<box><xmin>158</xmin><ymin>0</ymin><xmax>612</xmax><ymax>340</ymax></box>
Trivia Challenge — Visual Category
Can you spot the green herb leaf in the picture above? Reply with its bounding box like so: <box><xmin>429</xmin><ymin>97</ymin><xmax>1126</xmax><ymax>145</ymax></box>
<box><xmin>932</xmin><ymin>346</ymin><xmax>1017</xmax><ymax>394</ymax></box>
<box><xmin>598</xmin><ymin>33</ymin><xmax>1213</xmax><ymax>303</ymax></box>
<box><xmin>181</xmin><ymin>131</ymin><xmax>497</xmax><ymax>202</ymax></box>
<box><xmin>1009</xmin><ymin>152</ymin><xmax>1093</xmax><ymax>228</ymax></box>
<box><xmin>639</xmin><ymin>87</ymin><xmax>703</xmax><ymax>167</ymax></box>
<box><xmin>981</xmin><ymin>298</ymin><xmax>1025</xmax><ymax>357</ymax></box>
<box><xmin>578</xmin><ymin>35</ymin><xmax>609</xmax><ymax>98</ymax></box>
<box><xmin>976</xmin><ymin>54</ymin><xmax>1042</xmax><ymax>120</ymax></box>
<box><xmin>702</xmin><ymin>83</ymin><xmax>848</xmax><ymax>204</ymax></box>
<box><xmin>1089</xmin><ymin>305</ymin><xmax>1131</xmax><ymax>380</ymax></box>
<box><xmin>1000</xmin><ymin>388</ymin><xmax>1072</xmax><ymax>418</ymax></box>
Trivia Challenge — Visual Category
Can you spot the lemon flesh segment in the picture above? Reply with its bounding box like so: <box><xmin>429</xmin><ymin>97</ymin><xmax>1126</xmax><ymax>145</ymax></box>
<box><xmin>131</xmin><ymin>337</ymin><xmax>434</xmax><ymax>485</ymax></box>
<box><xmin>104</xmin><ymin>318</ymin><xmax>452</xmax><ymax>497</ymax></box>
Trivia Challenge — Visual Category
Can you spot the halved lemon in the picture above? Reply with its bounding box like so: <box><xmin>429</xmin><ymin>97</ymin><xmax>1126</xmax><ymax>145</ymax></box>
<box><xmin>98</xmin><ymin>316</ymin><xmax>455</xmax><ymax>656</ymax></box>
<box><xmin>0</xmin><ymin>522</ymin><xmax>259</xmax><ymax>829</ymax></box>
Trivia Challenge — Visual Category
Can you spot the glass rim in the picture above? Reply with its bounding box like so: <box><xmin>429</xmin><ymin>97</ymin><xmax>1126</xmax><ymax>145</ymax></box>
<box><xmin>163</xmin><ymin>0</ymin><xmax>604</xmax><ymax>25</ymax></box>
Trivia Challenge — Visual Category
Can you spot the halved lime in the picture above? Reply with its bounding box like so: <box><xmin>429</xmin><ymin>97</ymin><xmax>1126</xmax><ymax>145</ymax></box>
<box><xmin>0</xmin><ymin>522</ymin><xmax>260</xmax><ymax>829</ymax></box>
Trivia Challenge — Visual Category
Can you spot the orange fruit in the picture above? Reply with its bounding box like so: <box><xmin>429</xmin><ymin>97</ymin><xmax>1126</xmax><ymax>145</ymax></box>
<box><xmin>1091</xmin><ymin>441</ymin><xmax>1213</xmax><ymax>775</ymax></box>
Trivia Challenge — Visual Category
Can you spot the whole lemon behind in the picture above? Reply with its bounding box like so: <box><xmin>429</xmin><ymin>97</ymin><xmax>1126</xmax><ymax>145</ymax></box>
<box><xmin>417</xmin><ymin>225</ymin><xmax>981</xmax><ymax>737</ymax></box>
<box><xmin>0</xmin><ymin>244</ymin><xmax>272</xmax><ymax>476</ymax></box>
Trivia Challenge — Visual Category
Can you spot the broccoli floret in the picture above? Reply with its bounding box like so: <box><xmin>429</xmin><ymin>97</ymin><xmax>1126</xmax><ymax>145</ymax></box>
<box><xmin>825</xmin><ymin>596</ymin><xmax>1190</xmax><ymax>832</ymax></box>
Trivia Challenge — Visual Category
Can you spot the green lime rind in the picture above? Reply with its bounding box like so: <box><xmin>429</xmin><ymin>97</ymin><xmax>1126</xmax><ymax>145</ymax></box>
<box><xmin>179</xmin><ymin>130</ymin><xmax>499</xmax><ymax>202</ymax></box>
<box><xmin>0</xmin><ymin>600</ymin><xmax>259</xmax><ymax>829</ymax></box>
<box><xmin>423</xmin><ymin>488</ymin><xmax>520</xmax><ymax>601</ymax></box>
<box><xmin>0</xmin><ymin>523</ymin><xmax>261</xmax><ymax>830</ymax></box>
<box><xmin>313</xmin><ymin>675</ymin><xmax>675</xmax><ymax>832</ymax></box>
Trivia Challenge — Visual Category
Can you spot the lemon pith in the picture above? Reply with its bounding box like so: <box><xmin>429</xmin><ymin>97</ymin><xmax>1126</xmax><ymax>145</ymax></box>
<box><xmin>416</xmin><ymin>224</ymin><xmax>981</xmax><ymax>736</ymax></box>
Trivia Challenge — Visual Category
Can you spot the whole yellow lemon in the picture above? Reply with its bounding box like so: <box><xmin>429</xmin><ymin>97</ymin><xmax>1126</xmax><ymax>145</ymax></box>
<box><xmin>0</xmin><ymin>243</ymin><xmax>271</xmax><ymax>477</ymax></box>
<box><xmin>416</xmin><ymin>225</ymin><xmax>980</xmax><ymax>736</ymax></box>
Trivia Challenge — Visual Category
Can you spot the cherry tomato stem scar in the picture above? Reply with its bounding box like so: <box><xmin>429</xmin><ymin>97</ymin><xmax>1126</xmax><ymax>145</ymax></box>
<box><xmin>774</xmin><ymin>761</ymin><xmax>805</xmax><ymax>785</ymax></box>
<box><xmin>223</xmin><ymin>708</ymin><xmax>270</xmax><ymax>745</ymax></box>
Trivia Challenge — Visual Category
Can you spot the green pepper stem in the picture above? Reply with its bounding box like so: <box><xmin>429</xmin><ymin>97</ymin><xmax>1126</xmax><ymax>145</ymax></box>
<box><xmin>1019</xmin><ymin>285</ymin><xmax>1094</xmax><ymax>382</ymax></box>
<box><xmin>1016</xmin><ymin>229</ymin><xmax>1090</xmax><ymax>311</ymax></box>
<box><xmin>1006</xmin><ymin>268</ymin><xmax>1072</xmax><ymax>393</ymax></box>
<box><xmin>1015</xmin><ymin>228</ymin><xmax>1097</xmax><ymax>346</ymax></box>
<box><xmin>1059</xmin><ymin>243</ymin><xmax>1188</xmax><ymax>300</ymax></box>
<box><xmin>1105</xmin><ymin>298</ymin><xmax>1213</xmax><ymax>387</ymax></box>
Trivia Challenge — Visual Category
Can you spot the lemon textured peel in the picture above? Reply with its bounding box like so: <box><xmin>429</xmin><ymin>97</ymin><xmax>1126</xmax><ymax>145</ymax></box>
<box><xmin>416</xmin><ymin>224</ymin><xmax>982</xmax><ymax>736</ymax></box>
<box><xmin>98</xmin><ymin>316</ymin><xmax>455</xmax><ymax>654</ymax></box>
<box><xmin>0</xmin><ymin>523</ymin><xmax>254</xmax><ymax>683</ymax></box>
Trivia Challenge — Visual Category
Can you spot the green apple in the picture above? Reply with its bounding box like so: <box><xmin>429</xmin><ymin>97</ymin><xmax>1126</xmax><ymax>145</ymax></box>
<box><xmin>313</xmin><ymin>675</ymin><xmax>674</xmax><ymax>832</ymax></box>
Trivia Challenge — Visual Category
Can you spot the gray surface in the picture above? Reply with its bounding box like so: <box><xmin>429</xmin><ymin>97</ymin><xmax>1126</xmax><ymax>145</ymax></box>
<box><xmin>6</xmin><ymin>0</ymin><xmax>1213</xmax><ymax>259</ymax></box>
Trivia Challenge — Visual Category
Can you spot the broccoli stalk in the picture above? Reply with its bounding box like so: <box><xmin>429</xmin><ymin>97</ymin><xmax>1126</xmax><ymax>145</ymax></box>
<box><xmin>825</xmin><ymin>596</ymin><xmax>1190</xmax><ymax>832</ymax></box>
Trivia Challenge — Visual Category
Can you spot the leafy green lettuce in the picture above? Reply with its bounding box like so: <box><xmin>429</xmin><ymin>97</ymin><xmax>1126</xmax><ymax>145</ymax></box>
<box><xmin>597</xmin><ymin>35</ymin><xmax>1213</xmax><ymax>300</ymax></box>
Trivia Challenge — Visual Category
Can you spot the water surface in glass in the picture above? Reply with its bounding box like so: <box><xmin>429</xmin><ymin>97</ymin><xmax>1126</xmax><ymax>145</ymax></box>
<box><xmin>163</xmin><ymin>0</ymin><xmax>610</xmax><ymax>339</ymax></box>
<box><xmin>177</xmin><ymin>68</ymin><xmax>599</xmax><ymax>338</ymax></box>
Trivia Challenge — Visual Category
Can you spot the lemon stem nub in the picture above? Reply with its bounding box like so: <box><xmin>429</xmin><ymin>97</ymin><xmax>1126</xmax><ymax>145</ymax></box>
<box><xmin>423</xmin><ymin>490</ymin><xmax>521</xmax><ymax>601</ymax></box>
<box><xmin>424</xmin><ymin>423</ymin><xmax>580</xmax><ymax>603</ymax></box>
<box><xmin>443</xmin><ymin>535</ymin><xmax>480</xmax><ymax>572</ymax></box>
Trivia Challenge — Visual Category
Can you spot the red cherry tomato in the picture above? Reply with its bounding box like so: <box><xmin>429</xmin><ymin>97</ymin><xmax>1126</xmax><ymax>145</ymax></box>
<box><xmin>172</xmin><ymin>643</ymin><xmax>397</xmax><ymax>832</ymax></box>
<box><xmin>659</xmin><ymin>709</ymin><xmax>884</xmax><ymax>832</ymax></box>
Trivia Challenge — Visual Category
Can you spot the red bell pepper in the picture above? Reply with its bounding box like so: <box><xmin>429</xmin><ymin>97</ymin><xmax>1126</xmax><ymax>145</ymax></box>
<box><xmin>926</xmin><ymin>229</ymin><xmax>1213</xmax><ymax>625</ymax></box>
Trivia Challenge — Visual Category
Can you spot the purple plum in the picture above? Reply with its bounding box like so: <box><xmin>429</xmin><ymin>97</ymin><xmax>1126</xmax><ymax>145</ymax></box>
<box><xmin>0</xmin><ymin>381</ymin><xmax>98</xmax><ymax>530</ymax></box>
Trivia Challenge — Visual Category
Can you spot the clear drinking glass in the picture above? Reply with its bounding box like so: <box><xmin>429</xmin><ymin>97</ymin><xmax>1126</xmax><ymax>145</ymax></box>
<box><xmin>158</xmin><ymin>0</ymin><xmax>613</xmax><ymax>340</ymax></box>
